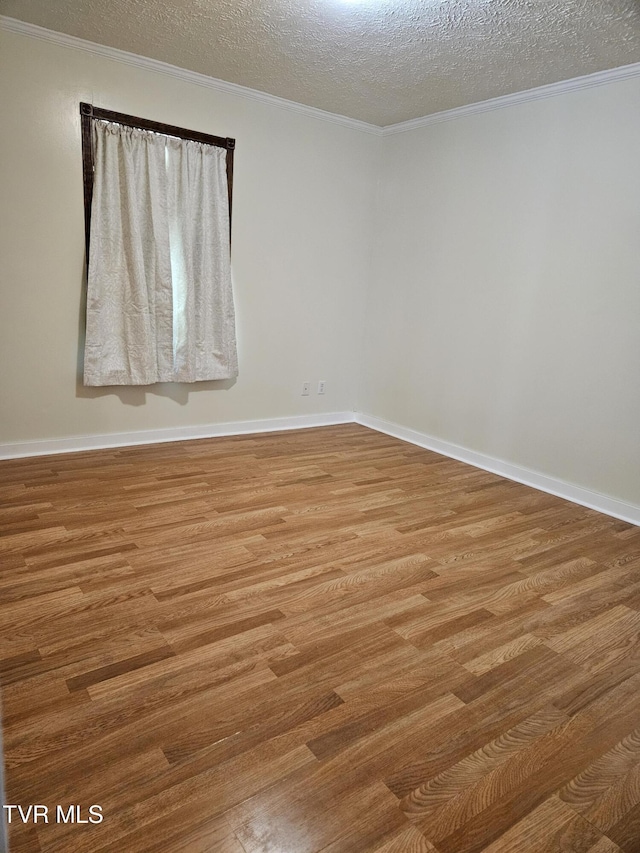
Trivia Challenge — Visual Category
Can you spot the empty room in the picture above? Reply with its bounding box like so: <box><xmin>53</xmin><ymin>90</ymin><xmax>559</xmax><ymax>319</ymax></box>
<box><xmin>1</xmin><ymin>1</ymin><xmax>640</xmax><ymax>851</ymax></box>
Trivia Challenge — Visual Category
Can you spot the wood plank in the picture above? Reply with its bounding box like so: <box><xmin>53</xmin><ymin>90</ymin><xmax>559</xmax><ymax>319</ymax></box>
<box><xmin>0</xmin><ymin>423</ymin><xmax>638</xmax><ymax>853</ymax></box>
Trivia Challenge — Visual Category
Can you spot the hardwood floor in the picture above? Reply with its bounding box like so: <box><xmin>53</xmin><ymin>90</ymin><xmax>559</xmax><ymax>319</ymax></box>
<box><xmin>1</xmin><ymin>423</ymin><xmax>639</xmax><ymax>853</ymax></box>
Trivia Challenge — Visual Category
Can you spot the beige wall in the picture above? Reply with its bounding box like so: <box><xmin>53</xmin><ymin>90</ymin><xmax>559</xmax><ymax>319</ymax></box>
<box><xmin>360</xmin><ymin>79</ymin><xmax>640</xmax><ymax>506</ymax></box>
<box><xmin>2</xmin><ymin>26</ymin><xmax>639</xmax><ymax>509</ymax></box>
<box><xmin>0</xmin><ymin>29</ymin><xmax>377</xmax><ymax>443</ymax></box>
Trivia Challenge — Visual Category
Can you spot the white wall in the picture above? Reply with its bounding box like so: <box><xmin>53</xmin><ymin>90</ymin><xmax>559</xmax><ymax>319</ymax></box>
<box><xmin>0</xmin><ymin>29</ymin><xmax>377</xmax><ymax>444</ymax></box>
<box><xmin>360</xmin><ymin>79</ymin><xmax>640</xmax><ymax>507</ymax></box>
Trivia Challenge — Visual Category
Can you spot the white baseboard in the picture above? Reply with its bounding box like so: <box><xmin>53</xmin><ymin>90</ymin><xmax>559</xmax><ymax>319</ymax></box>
<box><xmin>0</xmin><ymin>412</ymin><xmax>356</xmax><ymax>459</ymax></box>
<box><xmin>356</xmin><ymin>412</ymin><xmax>640</xmax><ymax>527</ymax></box>
<box><xmin>2</xmin><ymin>409</ymin><xmax>637</xmax><ymax>527</ymax></box>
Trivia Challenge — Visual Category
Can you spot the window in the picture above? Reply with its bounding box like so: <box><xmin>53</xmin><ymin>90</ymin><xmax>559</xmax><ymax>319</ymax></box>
<box><xmin>80</xmin><ymin>103</ymin><xmax>238</xmax><ymax>386</ymax></box>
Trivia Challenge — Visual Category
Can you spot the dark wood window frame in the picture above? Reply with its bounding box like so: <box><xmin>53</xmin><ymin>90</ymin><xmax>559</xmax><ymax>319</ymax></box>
<box><xmin>80</xmin><ymin>102</ymin><xmax>235</xmax><ymax>260</ymax></box>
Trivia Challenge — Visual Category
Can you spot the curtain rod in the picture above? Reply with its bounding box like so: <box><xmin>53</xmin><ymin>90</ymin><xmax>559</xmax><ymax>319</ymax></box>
<box><xmin>80</xmin><ymin>102</ymin><xmax>235</xmax><ymax>260</ymax></box>
<box><xmin>80</xmin><ymin>102</ymin><xmax>235</xmax><ymax>150</ymax></box>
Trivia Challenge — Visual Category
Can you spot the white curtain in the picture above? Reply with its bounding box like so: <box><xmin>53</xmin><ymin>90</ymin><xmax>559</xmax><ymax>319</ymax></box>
<box><xmin>84</xmin><ymin>120</ymin><xmax>237</xmax><ymax>386</ymax></box>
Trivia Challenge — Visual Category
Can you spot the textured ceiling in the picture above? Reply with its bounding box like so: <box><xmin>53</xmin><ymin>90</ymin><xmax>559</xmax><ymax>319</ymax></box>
<box><xmin>4</xmin><ymin>0</ymin><xmax>640</xmax><ymax>126</ymax></box>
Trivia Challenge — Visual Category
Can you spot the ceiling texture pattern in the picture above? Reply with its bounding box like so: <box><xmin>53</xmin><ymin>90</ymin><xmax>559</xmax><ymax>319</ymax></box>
<box><xmin>3</xmin><ymin>0</ymin><xmax>640</xmax><ymax>126</ymax></box>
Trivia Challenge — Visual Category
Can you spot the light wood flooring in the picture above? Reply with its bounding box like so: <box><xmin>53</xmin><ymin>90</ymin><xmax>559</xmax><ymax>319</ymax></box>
<box><xmin>1</xmin><ymin>423</ymin><xmax>640</xmax><ymax>853</ymax></box>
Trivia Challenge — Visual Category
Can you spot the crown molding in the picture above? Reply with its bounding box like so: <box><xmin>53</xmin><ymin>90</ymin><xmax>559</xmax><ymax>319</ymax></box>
<box><xmin>382</xmin><ymin>61</ymin><xmax>640</xmax><ymax>135</ymax></box>
<box><xmin>0</xmin><ymin>16</ymin><xmax>382</xmax><ymax>136</ymax></box>
<box><xmin>3</xmin><ymin>16</ymin><xmax>640</xmax><ymax>143</ymax></box>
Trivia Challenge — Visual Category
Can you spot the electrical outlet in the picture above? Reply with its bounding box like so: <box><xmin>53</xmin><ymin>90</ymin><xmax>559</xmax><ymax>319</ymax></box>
<box><xmin>318</xmin><ymin>380</ymin><xmax>326</xmax><ymax>395</ymax></box>
<box><xmin>302</xmin><ymin>382</ymin><xmax>311</xmax><ymax>396</ymax></box>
